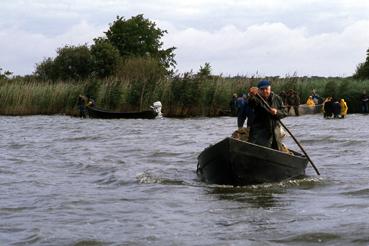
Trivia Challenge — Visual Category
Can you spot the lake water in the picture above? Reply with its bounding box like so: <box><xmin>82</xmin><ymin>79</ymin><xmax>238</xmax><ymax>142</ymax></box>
<box><xmin>1</xmin><ymin>114</ymin><xmax>369</xmax><ymax>245</ymax></box>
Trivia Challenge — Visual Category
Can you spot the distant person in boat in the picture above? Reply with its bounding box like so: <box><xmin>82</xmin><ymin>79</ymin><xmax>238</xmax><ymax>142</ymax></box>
<box><xmin>236</xmin><ymin>93</ymin><xmax>251</xmax><ymax>128</ymax></box>
<box><xmin>286</xmin><ymin>89</ymin><xmax>300</xmax><ymax>116</ymax></box>
<box><xmin>229</xmin><ymin>93</ymin><xmax>238</xmax><ymax>116</ymax></box>
<box><xmin>323</xmin><ymin>97</ymin><xmax>333</xmax><ymax>118</ymax></box>
<box><xmin>332</xmin><ymin>98</ymin><xmax>341</xmax><ymax>118</ymax></box>
<box><xmin>77</xmin><ymin>95</ymin><xmax>87</xmax><ymax>118</ymax></box>
<box><xmin>279</xmin><ymin>90</ymin><xmax>287</xmax><ymax>105</ymax></box>
<box><xmin>248</xmin><ymin>80</ymin><xmax>288</xmax><ymax>151</ymax></box>
<box><xmin>311</xmin><ymin>89</ymin><xmax>322</xmax><ymax>104</ymax></box>
<box><xmin>340</xmin><ymin>98</ymin><xmax>348</xmax><ymax>118</ymax></box>
<box><xmin>86</xmin><ymin>95</ymin><xmax>96</xmax><ymax>107</ymax></box>
<box><xmin>360</xmin><ymin>90</ymin><xmax>369</xmax><ymax>113</ymax></box>
<box><xmin>306</xmin><ymin>96</ymin><xmax>316</xmax><ymax>107</ymax></box>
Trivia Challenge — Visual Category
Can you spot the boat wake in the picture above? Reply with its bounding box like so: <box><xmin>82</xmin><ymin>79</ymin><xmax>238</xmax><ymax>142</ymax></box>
<box><xmin>136</xmin><ymin>172</ymin><xmax>185</xmax><ymax>185</ymax></box>
<box><xmin>204</xmin><ymin>176</ymin><xmax>325</xmax><ymax>190</ymax></box>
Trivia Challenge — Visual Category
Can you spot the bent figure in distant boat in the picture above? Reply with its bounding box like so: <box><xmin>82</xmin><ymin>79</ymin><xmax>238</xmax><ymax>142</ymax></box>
<box><xmin>306</xmin><ymin>96</ymin><xmax>315</xmax><ymax>107</ymax></box>
<box><xmin>150</xmin><ymin>101</ymin><xmax>163</xmax><ymax>118</ymax></box>
<box><xmin>86</xmin><ymin>95</ymin><xmax>96</xmax><ymax>107</ymax></box>
<box><xmin>248</xmin><ymin>80</ymin><xmax>288</xmax><ymax>151</ymax></box>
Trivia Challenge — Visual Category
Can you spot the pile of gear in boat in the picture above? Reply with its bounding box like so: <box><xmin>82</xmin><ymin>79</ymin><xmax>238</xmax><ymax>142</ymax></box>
<box><xmin>231</xmin><ymin>127</ymin><xmax>292</xmax><ymax>155</ymax></box>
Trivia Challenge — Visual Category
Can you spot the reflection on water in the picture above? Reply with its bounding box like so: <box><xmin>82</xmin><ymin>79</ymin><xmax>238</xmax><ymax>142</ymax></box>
<box><xmin>1</xmin><ymin>114</ymin><xmax>369</xmax><ymax>245</ymax></box>
<box><xmin>208</xmin><ymin>186</ymin><xmax>281</xmax><ymax>208</ymax></box>
<box><xmin>206</xmin><ymin>176</ymin><xmax>326</xmax><ymax>209</ymax></box>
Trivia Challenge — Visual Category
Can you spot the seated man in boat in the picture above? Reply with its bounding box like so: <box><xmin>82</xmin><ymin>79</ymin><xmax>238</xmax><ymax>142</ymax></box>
<box><xmin>311</xmin><ymin>89</ymin><xmax>323</xmax><ymax>104</ymax></box>
<box><xmin>248</xmin><ymin>80</ymin><xmax>288</xmax><ymax>151</ymax></box>
<box><xmin>306</xmin><ymin>96</ymin><xmax>315</xmax><ymax>107</ymax></box>
<box><xmin>86</xmin><ymin>95</ymin><xmax>96</xmax><ymax>107</ymax></box>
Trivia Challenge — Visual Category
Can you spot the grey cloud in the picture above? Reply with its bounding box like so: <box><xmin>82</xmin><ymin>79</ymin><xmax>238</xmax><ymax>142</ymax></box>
<box><xmin>2</xmin><ymin>0</ymin><xmax>369</xmax><ymax>76</ymax></box>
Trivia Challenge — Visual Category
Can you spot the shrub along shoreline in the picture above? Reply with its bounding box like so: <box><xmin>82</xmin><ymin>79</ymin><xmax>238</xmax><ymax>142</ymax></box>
<box><xmin>0</xmin><ymin>76</ymin><xmax>368</xmax><ymax>117</ymax></box>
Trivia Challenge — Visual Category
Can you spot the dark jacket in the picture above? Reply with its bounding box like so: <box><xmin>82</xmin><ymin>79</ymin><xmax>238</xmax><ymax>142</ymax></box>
<box><xmin>332</xmin><ymin>101</ymin><xmax>341</xmax><ymax>117</ymax></box>
<box><xmin>323</xmin><ymin>100</ymin><xmax>333</xmax><ymax>116</ymax></box>
<box><xmin>248</xmin><ymin>92</ymin><xmax>288</xmax><ymax>150</ymax></box>
<box><xmin>236</xmin><ymin>96</ymin><xmax>254</xmax><ymax>127</ymax></box>
<box><xmin>361</xmin><ymin>93</ymin><xmax>369</xmax><ymax>103</ymax></box>
<box><xmin>229</xmin><ymin>96</ymin><xmax>237</xmax><ymax>116</ymax></box>
<box><xmin>286</xmin><ymin>92</ymin><xmax>300</xmax><ymax>106</ymax></box>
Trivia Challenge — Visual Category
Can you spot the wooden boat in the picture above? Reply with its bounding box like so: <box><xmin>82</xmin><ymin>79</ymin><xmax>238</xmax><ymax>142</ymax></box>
<box><xmin>288</xmin><ymin>104</ymin><xmax>323</xmax><ymax>116</ymax></box>
<box><xmin>86</xmin><ymin>106</ymin><xmax>158</xmax><ymax>119</ymax></box>
<box><xmin>197</xmin><ymin>137</ymin><xmax>308</xmax><ymax>186</ymax></box>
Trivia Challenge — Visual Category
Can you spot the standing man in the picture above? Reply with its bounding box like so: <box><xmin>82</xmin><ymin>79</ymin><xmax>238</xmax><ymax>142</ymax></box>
<box><xmin>248</xmin><ymin>80</ymin><xmax>288</xmax><ymax>150</ymax></box>
<box><xmin>77</xmin><ymin>95</ymin><xmax>87</xmax><ymax>118</ymax></box>
<box><xmin>332</xmin><ymin>98</ymin><xmax>341</xmax><ymax>118</ymax></box>
<box><xmin>286</xmin><ymin>90</ymin><xmax>300</xmax><ymax>116</ymax></box>
<box><xmin>323</xmin><ymin>97</ymin><xmax>333</xmax><ymax>118</ymax></box>
<box><xmin>360</xmin><ymin>90</ymin><xmax>369</xmax><ymax>113</ymax></box>
<box><xmin>229</xmin><ymin>93</ymin><xmax>238</xmax><ymax>116</ymax></box>
<box><xmin>236</xmin><ymin>93</ymin><xmax>248</xmax><ymax>128</ymax></box>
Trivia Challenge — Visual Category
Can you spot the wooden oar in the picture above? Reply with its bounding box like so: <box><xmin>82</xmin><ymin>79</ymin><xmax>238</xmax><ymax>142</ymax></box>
<box><xmin>255</xmin><ymin>93</ymin><xmax>320</xmax><ymax>175</ymax></box>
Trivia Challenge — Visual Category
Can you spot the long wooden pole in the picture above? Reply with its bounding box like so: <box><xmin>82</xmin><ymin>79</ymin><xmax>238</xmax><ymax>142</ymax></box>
<box><xmin>255</xmin><ymin>93</ymin><xmax>320</xmax><ymax>175</ymax></box>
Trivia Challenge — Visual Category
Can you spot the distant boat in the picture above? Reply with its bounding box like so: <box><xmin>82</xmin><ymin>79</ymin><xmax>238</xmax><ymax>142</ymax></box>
<box><xmin>86</xmin><ymin>101</ymin><xmax>162</xmax><ymax>119</ymax></box>
<box><xmin>197</xmin><ymin>137</ymin><xmax>308</xmax><ymax>186</ymax></box>
<box><xmin>288</xmin><ymin>104</ymin><xmax>323</xmax><ymax>116</ymax></box>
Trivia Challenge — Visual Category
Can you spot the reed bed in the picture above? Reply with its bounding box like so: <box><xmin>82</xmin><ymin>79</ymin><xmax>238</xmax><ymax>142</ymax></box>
<box><xmin>1</xmin><ymin>76</ymin><xmax>369</xmax><ymax>116</ymax></box>
<box><xmin>0</xmin><ymin>81</ymin><xmax>83</xmax><ymax>115</ymax></box>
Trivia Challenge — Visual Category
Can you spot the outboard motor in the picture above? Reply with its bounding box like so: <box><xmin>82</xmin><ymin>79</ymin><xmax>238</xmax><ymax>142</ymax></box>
<box><xmin>151</xmin><ymin>101</ymin><xmax>162</xmax><ymax>117</ymax></box>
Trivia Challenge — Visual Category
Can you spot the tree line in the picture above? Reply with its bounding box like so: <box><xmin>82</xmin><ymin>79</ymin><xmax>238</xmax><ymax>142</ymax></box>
<box><xmin>33</xmin><ymin>14</ymin><xmax>176</xmax><ymax>81</ymax></box>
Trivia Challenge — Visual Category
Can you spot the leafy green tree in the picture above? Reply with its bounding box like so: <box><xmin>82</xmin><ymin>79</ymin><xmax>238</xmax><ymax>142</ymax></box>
<box><xmin>53</xmin><ymin>45</ymin><xmax>93</xmax><ymax>81</ymax></box>
<box><xmin>34</xmin><ymin>58</ymin><xmax>58</xmax><ymax>81</ymax></box>
<box><xmin>170</xmin><ymin>72</ymin><xmax>202</xmax><ymax>115</ymax></box>
<box><xmin>197</xmin><ymin>62</ymin><xmax>212</xmax><ymax>77</ymax></box>
<box><xmin>105</xmin><ymin>14</ymin><xmax>176</xmax><ymax>73</ymax></box>
<box><xmin>324</xmin><ymin>80</ymin><xmax>338</xmax><ymax>99</ymax></box>
<box><xmin>90</xmin><ymin>38</ymin><xmax>121</xmax><ymax>78</ymax></box>
<box><xmin>119</xmin><ymin>57</ymin><xmax>166</xmax><ymax>110</ymax></box>
<box><xmin>353</xmin><ymin>48</ymin><xmax>369</xmax><ymax>79</ymax></box>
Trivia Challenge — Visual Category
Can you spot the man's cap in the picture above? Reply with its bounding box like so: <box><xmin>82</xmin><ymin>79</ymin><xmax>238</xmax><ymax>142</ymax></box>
<box><xmin>257</xmin><ymin>80</ymin><xmax>271</xmax><ymax>89</ymax></box>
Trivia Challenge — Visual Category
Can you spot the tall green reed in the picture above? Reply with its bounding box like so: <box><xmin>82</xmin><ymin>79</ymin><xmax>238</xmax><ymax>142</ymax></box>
<box><xmin>1</xmin><ymin>76</ymin><xmax>369</xmax><ymax>116</ymax></box>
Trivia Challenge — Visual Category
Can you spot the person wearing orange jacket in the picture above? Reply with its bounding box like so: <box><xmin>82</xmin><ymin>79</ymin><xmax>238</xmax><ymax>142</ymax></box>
<box><xmin>340</xmin><ymin>99</ymin><xmax>348</xmax><ymax>118</ymax></box>
<box><xmin>306</xmin><ymin>96</ymin><xmax>315</xmax><ymax>107</ymax></box>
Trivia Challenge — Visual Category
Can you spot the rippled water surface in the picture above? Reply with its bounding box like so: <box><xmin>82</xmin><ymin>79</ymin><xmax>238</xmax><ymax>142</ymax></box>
<box><xmin>1</xmin><ymin>114</ymin><xmax>369</xmax><ymax>245</ymax></box>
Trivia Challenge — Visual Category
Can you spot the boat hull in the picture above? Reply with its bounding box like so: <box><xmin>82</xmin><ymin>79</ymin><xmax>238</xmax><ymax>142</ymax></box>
<box><xmin>86</xmin><ymin>106</ymin><xmax>158</xmax><ymax>119</ymax></box>
<box><xmin>197</xmin><ymin>137</ymin><xmax>308</xmax><ymax>186</ymax></box>
<box><xmin>288</xmin><ymin>104</ymin><xmax>323</xmax><ymax>116</ymax></box>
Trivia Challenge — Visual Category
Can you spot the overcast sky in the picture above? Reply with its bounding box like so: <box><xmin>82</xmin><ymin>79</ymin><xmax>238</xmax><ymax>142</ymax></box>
<box><xmin>1</xmin><ymin>0</ymin><xmax>369</xmax><ymax>77</ymax></box>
